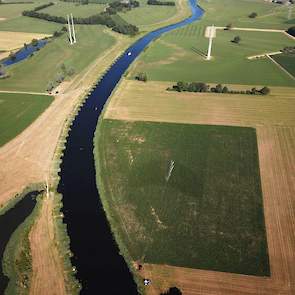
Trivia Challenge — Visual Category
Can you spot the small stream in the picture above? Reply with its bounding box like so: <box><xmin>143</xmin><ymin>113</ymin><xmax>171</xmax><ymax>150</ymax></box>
<box><xmin>57</xmin><ymin>1</ymin><xmax>204</xmax><ymax>294</ymax></box>
<box><xmin>0</xmin><ymin>191</ymin><xmax>39</xmax><ymax>294</ymax></box>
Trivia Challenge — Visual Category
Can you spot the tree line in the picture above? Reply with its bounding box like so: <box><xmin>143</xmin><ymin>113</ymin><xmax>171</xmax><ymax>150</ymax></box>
<box><xmin>169</xmin><ymin>81</ymin><xmax>271</xmax><ymax>95</ymax></box>
<box><xmin>22</xmin><ymin>3</ymin><xmax>139</xmax><ymax>35</ymax></box>
<box><xmin>147</xmin><ymin>0</ymin><xmax>175</xmax><ymax>5</ymax></box>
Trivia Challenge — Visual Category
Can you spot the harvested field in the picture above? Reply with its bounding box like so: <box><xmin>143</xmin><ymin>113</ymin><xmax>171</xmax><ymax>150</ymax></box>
<box><xmin>104</xmin><ymin>80</ymin><xmax>295</xmax><ymax>127</ymax></box>
<box><xmin>0</xmin><ymin>31</ymin><xmax>50</xmax><ymax>51</ymax></box>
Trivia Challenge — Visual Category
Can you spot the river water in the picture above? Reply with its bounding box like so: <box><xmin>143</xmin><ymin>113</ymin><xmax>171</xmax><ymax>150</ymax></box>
<box><xmin>57</xmin><ymin>1</ymin><xmax>204</xmax><ymax>294</ymax></box>
<box><xmin>0</xmin><ymin>191</ymin><xmax>39</xmax><ymax>294</ymax></box>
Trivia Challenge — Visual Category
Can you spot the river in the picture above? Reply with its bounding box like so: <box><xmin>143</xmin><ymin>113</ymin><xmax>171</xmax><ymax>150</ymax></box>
<box><xmin>57</xmin><ymin>1</ymin><xmax>204</xmax><ymax>294</ymax></box>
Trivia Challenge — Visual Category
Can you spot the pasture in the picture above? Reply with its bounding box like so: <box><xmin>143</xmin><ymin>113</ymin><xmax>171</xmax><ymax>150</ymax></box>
<box><xmin>40</xmin><ymin>2</ymin><xmax>107</xmax><ymax>18</ymax></box>
<box><xmin>0</xmin><ymin>25</ymin><xmax>115</xmax><ymax>92</ymax></box>
<box><xmin>128</xmin><ymin>28</ymin><xmax>295</xmax><ymax>86</ymax></box>
<box><xmin>97</xmin><ymin>119</ymin><xmax>269</xmax><ymax>276</ymax></box>
<box><xmin>198</xmin><ymin>0</ymin><xmax>295</xmax><ymax>30</ymax></box>
<box><xmin>0</xmin><ymin>31</ymin><xmax>50</xmax><ymax>51</ymax></box>
<box><xmin>273</xmin><ymin>53</ymin><xmax>295</xmax><ymax>77</ymax></box>
<box><xmin>0</xmin><ymin>92</ymin><xmax>53</xmax><ymax>146</ymax></box>
<box><xmin>0</xmin><ymin>3</ymin><xmax>37</xmax><ymax>19</ymax></box>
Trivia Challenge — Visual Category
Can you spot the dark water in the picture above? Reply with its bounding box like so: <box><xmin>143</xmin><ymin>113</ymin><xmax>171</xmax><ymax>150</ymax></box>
<box><xmin>2</xmin><ymin>40</ymin><xmax>47</xmax><ymax>67</ymax></box>
<box><xmin>0</xmin><ymin>191</ymin><xmax>39</xmax><ymax>294</ymax></box>
<box><xmin>57</xmin><ymin>1</ymin><xmax>204</xmax><ymax>294</ymax></box>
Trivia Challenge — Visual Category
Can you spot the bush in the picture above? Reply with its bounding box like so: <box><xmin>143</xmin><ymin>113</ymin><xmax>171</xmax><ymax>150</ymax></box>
<box><xmin>249</xmin><ymin>12</ymin><xmax>257</xmax><ymax>18</ymax></box>
<box><xmin>135</xmin><ymin>72</ymin><xmax>148</xmax><ymax>82</ymax></box>
<box><xmin>232</xmin><ymin>36</ymin><xmax>241</xmax><ymax>44</ymax></box>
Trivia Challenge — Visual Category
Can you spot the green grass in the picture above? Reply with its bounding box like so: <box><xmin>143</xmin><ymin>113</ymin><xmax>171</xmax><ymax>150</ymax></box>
<box><xmin>0</xmin><ymin>92</ymin><xmax>53</xmax><ymax>146</ymax></box>
<box><xmin>0</xmin><ymin>25</ymin><xmax>115</xmax><ymax>92</ymax></box>
<box><xmin>273</xmin><ymin>54</ymin><xmax>295</xmax><ymax>77</ymax></box>
<box><xmin>0</xmin><ymin>3</ymin><xmax>38</xmax><ymax>19</ymax></box>
<box><xmin>198</xmin><ymin>0</ymin><xmax>295</xmax><ymax>30</ymax></box>
<box><xmin>118</xmin><ymin>0</ymin><xmax>177</xmax><ymax>27</ymax></box>
<box><xmin>96</xmin><ymin>119</ymin><xmax>270</xmax><ymax>276</ymax></box>
<box><xmin>40</xmin><ymin>2</ymin><xmax>106</xmax><ymax>17</ymax></box>
<box><xmin>129</xmin><ymin>28</ymin><xmax>295</xmax><ymax>86</ymax></box>
<box><xmin>0</xmin><ymin>16</ymin><xmax>62</xmax><ymax>33</ymax></box>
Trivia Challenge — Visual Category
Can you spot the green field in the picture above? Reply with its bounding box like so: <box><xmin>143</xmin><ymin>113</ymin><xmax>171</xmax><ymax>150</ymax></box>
<box><xmin>40</xmin><ymin>2</ymin><xmax>106</xmax><ymax>18</ymax></box>
<box><xmin>0</xmin><ymin>92</ymin><xmax>53</xmax><ymax>146</ymax></box>
<box><xmin>273</xmin><ymin>54</ymin><xmax>295</xmax><ymax>77</ymax></box>
<box><xmin>0</xmin><ymin>25</ymin><xmax>115</xmax><ymax>92</ymax></box>
<box><xmin>129</xmin><ymin>27</ymin><xmax>295</xmax><ymax>86</ymax></box>
<box><xmin>0</xmin><ymin>3</ymin><xmax>38</xmax><ymax>19</ymax></box>
<box><xmin>96</xmin><ymin>119</ymin><xmax>270</xmax><ymax>276</ymax></box>
<box><xmin>118</xmin><ymin>0</ymin><xmax>177</xmax><ymax>27</ymax></box>
<box><xmin>198</xmin><ymin>0</ymin><xmax>295</xmax><ymax>30</ymax></box>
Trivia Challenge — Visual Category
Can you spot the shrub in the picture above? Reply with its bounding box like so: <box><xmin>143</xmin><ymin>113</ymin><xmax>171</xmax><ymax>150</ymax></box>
<box><xmin>232</xmin><ymin>36</ymin><xmax>241</xmax><ymax>44</ymax></box>
<box><xmin>135</xmin><ymin>72</ymin><xmax>148</xmax><ymax>82</ymax></box>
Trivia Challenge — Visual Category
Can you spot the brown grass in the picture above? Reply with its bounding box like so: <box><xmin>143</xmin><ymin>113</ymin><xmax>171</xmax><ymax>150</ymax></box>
<box><xmin>29</xmin><ymin>196</ymin><xmax>67</xmax><ymax>295</ymax></box>
<box><xmin>0</xmin><ymin>31</ymin><xmax>51</xmax><ymax>51</ymax></box>
<box><xmin>104</xmin><ymin>79</ymin><xmax>295</xmax><ymax>295</ymax></box>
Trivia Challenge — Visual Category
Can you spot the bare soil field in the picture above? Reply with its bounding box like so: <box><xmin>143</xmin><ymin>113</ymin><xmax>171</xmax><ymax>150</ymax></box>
<box><xmin>105</xmin><ymin>80</ymin><xmax>295</xmax><ymax>294</ymax></box>
<box><xmin>29</xmin><ymin>196</ymin><xmax>66</xmax><ymax>295</ymax></box>
<box><xmin>0</xmin><ymin>31</ymin><xmax>51</xmax><ymax>51</ymax></box>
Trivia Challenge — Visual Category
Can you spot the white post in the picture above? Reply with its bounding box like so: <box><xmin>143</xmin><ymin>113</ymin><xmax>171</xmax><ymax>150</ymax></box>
<box><xmin>67</xmin><ymin>14</ymin><xmax>73</xmax><ymax>45</ymax></box>
<box><xmin>71</xmin><ymin>13</ymin><xmax>76</xmax><ymax>43</ymax></box>
<box><xmin>207</xmin><ymin>35</ymin><xmax>213</xmax><ymax>60</ymax></box>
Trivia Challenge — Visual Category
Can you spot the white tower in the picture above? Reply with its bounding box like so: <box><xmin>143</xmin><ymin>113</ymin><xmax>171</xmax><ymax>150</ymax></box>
<box><xmin>67</xmin><ymin>14</ymin><xmax>73</xmax><ymax>45</ymax></box>
<box><xmin>70</xmin><ymin>13</ymin><xmax>77</xmax><ymax>43</ymax></box>
<box><xmin>205</xmin><ymin>25</ymin><xmax>216</xmax><ymax>60</ymax></box>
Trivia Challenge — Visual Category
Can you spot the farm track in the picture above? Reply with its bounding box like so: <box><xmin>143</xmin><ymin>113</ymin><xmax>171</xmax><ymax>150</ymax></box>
<box><xmin>0</xmin><ymin>90</ymin><xmax>51</xmax><ymax>96</ymax></box>
<box><xmin>105</xmin><ymin>79</ymin><xmax>295</xmax><ymax>295</ymax></box>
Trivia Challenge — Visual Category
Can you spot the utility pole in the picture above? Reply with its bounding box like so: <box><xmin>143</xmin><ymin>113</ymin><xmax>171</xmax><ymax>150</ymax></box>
<box><xmin>67</xmin><ymin>14</ymin><xmax>73</xmax><ymax>45</ymax></box>
<box><xmin>71</xmin><ymin>13</ymin><xmax>77</xmax><ymax>43</ymax></box>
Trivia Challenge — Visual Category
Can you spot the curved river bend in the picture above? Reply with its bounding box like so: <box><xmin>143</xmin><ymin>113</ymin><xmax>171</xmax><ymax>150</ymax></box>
<box><xmin>57</xmin><ymin>1</ymin><xmax>203</xmax><ymax>294</ymax></box>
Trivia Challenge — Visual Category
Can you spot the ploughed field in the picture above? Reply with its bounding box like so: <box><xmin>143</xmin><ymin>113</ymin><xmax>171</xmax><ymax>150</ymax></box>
<box><xmin>97</xmin><ymin>119</ymin><xmax>270</xmax><ymax>276</ymax></box>
<box><xmin>0</xmin><ymin>92</ymin><xmax>53</xmax><ymax>146</ymax></box>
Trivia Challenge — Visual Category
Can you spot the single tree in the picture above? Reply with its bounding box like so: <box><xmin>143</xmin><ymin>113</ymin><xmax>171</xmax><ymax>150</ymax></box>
<box><xmin>222</xmin><ymin>86</ymin><xmax>229</xmax><ymax>93</ymax></box>
<box><xmin>232</xmin><ymin>36</ymin><xmax>241</xmax><ymax>44</ymax></box>
<box><xmin>215</xmin><ymin>84</ymin><xmax>223</xmax><ymax>93</ymax></box>
<box><xmin>260</xmin><ymin>86</ymin><xmax>270</xmax><ymax>95</ymax></box>
<box><xmin>248</xmin><ymin>12</ymin><xmax>257</xmax><ymax>18</ymax></box>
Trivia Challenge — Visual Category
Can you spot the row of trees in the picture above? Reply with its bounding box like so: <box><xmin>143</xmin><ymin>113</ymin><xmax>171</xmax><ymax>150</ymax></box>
<box><xmin>169</xmin><ymin>81</ymin><xmax>271</xmax><ymax>95</ymax></box>
<box><xmin>147</xmin><ymin>0</ymin><xmax>175</xmax><ymax>5</ymax></box>
<box><xmin>22</xmin><ymin>8</ymin><xmax>139</xmax><ymax>35</ymax></box>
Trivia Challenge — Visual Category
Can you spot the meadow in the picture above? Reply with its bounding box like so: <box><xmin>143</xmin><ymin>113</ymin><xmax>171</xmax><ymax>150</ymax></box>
<box><xmin>118</xmin><ymin>0</ymin><xmax>177</xmax><ymax>27</ymax></box>
<box><xmin>0</xmin><ymin>25</ymin><xmax>115</xmax><ymax>92</ymax></box>
<box><xmin>0</xmin><ymin>3</ymin><xmax>37</xmax><ymax>19</ymax></box>
<box><xmin>40</xmin><ymin>2</ymin><xmax>107</xmax><ymax>18</ymax></box>
<box><xmin>96</xmin><ymin>119</ymin><xmax>270</xmax><ymax>276</ymax></box>
<box><xmin>273</xmin><ymin>54</ymin><xmax>295</xmax><ymax>77</ymax></box>
<box><xmin>129</xmin><ymin>28</ymin><xmax>295</xmax><ymax>86</ymax></box>
<box><xmin>0</xmin><ymin>92</ymin><xmax>53</xmax><ymax>146</ymax></box>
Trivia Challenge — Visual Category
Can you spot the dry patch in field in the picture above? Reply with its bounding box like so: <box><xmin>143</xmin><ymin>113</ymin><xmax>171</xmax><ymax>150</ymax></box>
<box><xmin>0</xmin><ymin>31</ymin><xmax>51</xmax><ymax>51</ymax></box>
<box><xmin>0</xmin><ymin>18</ymin><xmax>6</xmax><ymax>21</ymax></box>
<box><xmin>105</xmin><ymin>79</ymin><xmax>295</xmax><ymax>294</ymax></box>
<box><xmin>29</xmin><ymin>196</ymin><xmax>66</xmax><ymax>295</ymax></box>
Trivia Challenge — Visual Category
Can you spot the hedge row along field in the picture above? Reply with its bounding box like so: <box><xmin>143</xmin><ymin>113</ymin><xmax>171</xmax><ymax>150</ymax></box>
<box><xmin>96</xmin><ymin>119</ymin><xmax>270</xmax><ymax>276</ymax></box>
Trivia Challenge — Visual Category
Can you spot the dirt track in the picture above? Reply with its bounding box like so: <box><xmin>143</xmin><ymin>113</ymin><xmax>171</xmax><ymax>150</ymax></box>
<box><xmin>106</xmin><ymin>80</ymin><xmax>295</xmax><ymax>295</ymax></box>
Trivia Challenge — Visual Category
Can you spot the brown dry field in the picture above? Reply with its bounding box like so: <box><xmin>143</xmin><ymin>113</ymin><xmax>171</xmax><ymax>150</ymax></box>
<box><xmin>0</xmin><ymin>31</ymin><xmax>51</xmax><ymax>51</ymax></box>
<box><xmin>105</xmin><ymin>80</ymin><xmax>295</xmax><ymax>295</ymax></box>
<box><xmin>29</xmin><ymin>196</ymin><xmax>66</xmax><ymax>295</ymax></box>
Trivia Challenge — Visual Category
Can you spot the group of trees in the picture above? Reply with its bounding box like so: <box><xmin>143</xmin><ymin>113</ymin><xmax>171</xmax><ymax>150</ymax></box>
<box><xmin>169</xmin><ymin>81</ymin><xmax>271</xmax><ymax>95</ymax></box>
<box><xmin>22</xmin><ymin>2</ymin><xmax>139</xmax><ymax>35</ymax></box>
<box><xmin>106</xmin><ymin>0</ymin><xmax>140</xmax><ymax>14</ymax></box>
<box><xmin>287</xmin><ymin>26</ymin><xmax>295</xmax><ymax>37</ymax></box>
<box><xmin>147</xmin><ymin>0</ymin><xmax>175</xmax><ymax>5</ymax></box>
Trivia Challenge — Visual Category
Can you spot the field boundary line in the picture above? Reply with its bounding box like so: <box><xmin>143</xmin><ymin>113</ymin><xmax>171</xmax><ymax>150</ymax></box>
<box><xmin>267</xmin><ymin>54</ymin><xmax>295</xmax><ymax>81</ymax></box>
<box><xmin>0</xmin><ymin>90</ymin><xmax>51</xmax><ymax>96</ymax></box>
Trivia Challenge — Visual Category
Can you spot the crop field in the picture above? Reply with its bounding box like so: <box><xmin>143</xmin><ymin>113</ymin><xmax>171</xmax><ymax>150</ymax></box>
<box><xmin>0</xmin><ymin>25</ymin><xmax>115</xmax><ymax>92</ymax></box>
<box><xmin>272</xmin><ymin>54</ymin><xmax>295</xmax><ymax>77</ymax></box>
<box><xmin>128</xmin><ymin>28</ymin><xmax>295</xmax><ymax>86</ymax></box>
<box><xmin>40</xmin><ymin>2</ymin><xmax>107</xmax><ymax>18</ymax></box>
<box><xmin>0</xmin><ymin>31</ymin><xmax>50</xmax><ymax>51</ymax></box>
<box><xmin>97</xmin><ymin>119</ymin><xmax>270</xmax><ymax>276</ymax></box>
<box><xmin>198</xmin><ymin>0</ymin><xmax>295</xmax><ymax>30</ymax></box>
<box><xmin>0</xmin><ymin>92</ymin><xmax>53</xmax><ymax>146</ymax></box>
<box><xmin>118</xmin><ymin>0</ymin><xmax>177</xmax><ymax>27</ymax></box>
